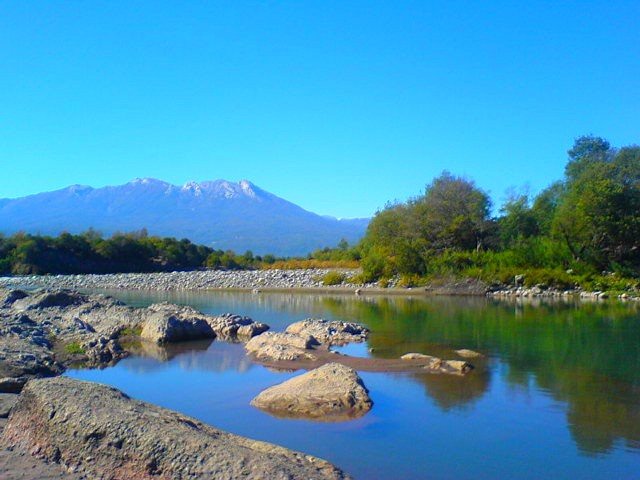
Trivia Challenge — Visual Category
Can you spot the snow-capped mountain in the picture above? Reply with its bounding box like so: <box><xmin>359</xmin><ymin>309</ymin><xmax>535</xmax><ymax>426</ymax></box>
<box><xmin>0</xmin><ymin>179</ymin><xmax>368</xmax><ymax>256</ymax></box>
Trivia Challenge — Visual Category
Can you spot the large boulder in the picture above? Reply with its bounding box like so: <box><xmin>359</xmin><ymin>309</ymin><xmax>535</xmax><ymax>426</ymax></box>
<box><xmin>245</xmin><ymin>332</ymin><xmax>319</xmax><ymax>361</ymax></box>
<box><xmin>285</xmin><ymin>319</ymin><xmax>368</xmax><ymax>346</ymax></box>
<box><xmin>147</xmin><ymin>303</ymin><xmax>269</xmax><ymax>341</ymax></box>
<box><xmin>140</xmin><ymin>311</ymin><xmax>215</xmax><ymax>344</ymax></box>
<box><xmin>2</xmin><ymin>377</ymin><xmax>350</xmax><ymax>480</ymax></box>
<box><xmin>251</xmin><ymin>363</ymin><xmax>373</xmax><ymax>420</ymax></box>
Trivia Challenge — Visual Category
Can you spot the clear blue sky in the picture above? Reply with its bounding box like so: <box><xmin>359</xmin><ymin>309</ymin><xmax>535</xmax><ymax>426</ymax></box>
<box><xmin>1</xmin><ymin>1</ymin><xmax>638</xmax><ymax>218</ymax></box>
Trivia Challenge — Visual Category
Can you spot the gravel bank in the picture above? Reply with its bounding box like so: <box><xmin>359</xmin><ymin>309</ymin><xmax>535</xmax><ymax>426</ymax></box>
<box><xmin>0</xmin><ymin>269</ymin><xmax>363</xmax><ymax>292</ymax></box>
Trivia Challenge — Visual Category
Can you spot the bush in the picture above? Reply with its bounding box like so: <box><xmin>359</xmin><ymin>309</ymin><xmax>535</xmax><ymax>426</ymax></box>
<box><xmin>321</xmin><ymin>271</ymin><xmax>346</xmax><ymax>286</ymax></box>
<box><xmin>64</xmin><ymin>342</ymin><xmax>86</xmax><ymax>355</ymax></box>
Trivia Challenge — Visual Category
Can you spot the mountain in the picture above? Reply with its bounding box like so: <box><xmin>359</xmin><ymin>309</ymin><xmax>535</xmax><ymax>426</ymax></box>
<box><xmin>0</xmin><ymin>179</ymin><xmax>369</xmax><ymax>256</ymax></box>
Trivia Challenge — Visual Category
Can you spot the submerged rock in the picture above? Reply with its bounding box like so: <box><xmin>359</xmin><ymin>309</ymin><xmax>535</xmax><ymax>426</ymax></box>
<box><xmin>285</xmin><ymin>319</ymin><xmax>369</xmax><ymax>346</ymax></box>
<box><xmin>2</xmin><ymin>377</ymin><xmax>350</xmax><ymax>480</ymax></box>
<box><xmin>251</xmin><ymin>363</ymin><xmax>372</xmax><ymax>420</ymax></box>
<box><xmin>245</xmin><ymin>332</ymin><xmax>319</xmax><ymax>361</ymax></box>
<box><xmin>454</xmin><ymin>349</ymin><xmax>483</xmax><ymax>358</ymax></box>
<box><xmin>400</xmin><ymin>352</ymin><xmax>473</xmax><ymax>374</ymax></box>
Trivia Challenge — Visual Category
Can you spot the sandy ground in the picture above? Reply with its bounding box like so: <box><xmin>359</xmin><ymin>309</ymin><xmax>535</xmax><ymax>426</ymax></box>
<box><xmin>0</xmin><ymin>419</ymin><xmax>84</xmax><ymax>480</ymax></box>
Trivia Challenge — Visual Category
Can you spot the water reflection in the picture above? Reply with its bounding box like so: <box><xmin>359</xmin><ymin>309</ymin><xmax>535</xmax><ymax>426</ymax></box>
<box><xmin>81</xmin><ymin>290</ymin><xmax>640</xmax><ymax>460</ymax></box>
<box><xmin>125</xmin><ymin>340</ymin><xmax>254</xmax><ymax>374</ymax></box>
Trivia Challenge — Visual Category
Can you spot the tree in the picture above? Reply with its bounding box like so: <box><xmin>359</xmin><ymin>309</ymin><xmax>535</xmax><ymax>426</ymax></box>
<box><xmin>566</xmin><ymin>135</ymin><xmax>613</xmax><ymax>182</ymax></box>
<box><xmin>553</xmin><ymin>144</ymin><xmax>640</xmax><ymax>272</ymax></box>
<box><xmin>499</xmin><ymin>193</ymin><xmax>539</xmax><ymax>246</ymax></box>
<box><xmin>414</xmin><ymin>172</ymin><xmax>492</xmax><ymax>251</ymax></box>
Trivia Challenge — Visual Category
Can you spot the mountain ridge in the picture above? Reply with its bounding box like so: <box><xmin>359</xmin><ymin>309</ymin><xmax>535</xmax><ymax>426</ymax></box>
<box><xmin>0</xmin><ymin>179</ymin><xmax>369</xmax><ymax>256</ymax></box>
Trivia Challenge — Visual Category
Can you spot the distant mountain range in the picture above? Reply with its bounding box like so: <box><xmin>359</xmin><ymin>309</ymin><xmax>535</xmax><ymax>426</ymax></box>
<box><xmin>0</xmin><ymin>179</ymin><xmax>369</xmax><ymax>256</ymax></box>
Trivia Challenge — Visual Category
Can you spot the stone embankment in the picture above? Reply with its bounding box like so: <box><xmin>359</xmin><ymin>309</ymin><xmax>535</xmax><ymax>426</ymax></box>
<box><xmin>0</xmin><ymin>269</ymin><xmax>364</xmax><ymax>292</ymax></box>
<box><xmin>2</xmin><ymin>377</ymin><xmax>350</xmax><ymax>480</ymax></box>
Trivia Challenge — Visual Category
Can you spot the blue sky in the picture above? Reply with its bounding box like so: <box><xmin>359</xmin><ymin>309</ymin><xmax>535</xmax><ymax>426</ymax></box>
<box><xmin>1</xmin><ymin>1</ymin><xmax>638</xmax><ymax>218</ymax></box>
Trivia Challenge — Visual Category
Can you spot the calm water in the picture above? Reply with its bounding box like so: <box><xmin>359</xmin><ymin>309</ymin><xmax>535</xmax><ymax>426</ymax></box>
<box><xmin>66</xmin><ymin>291</ymin><xmax>640</xmax><ymax>479</ymax></box>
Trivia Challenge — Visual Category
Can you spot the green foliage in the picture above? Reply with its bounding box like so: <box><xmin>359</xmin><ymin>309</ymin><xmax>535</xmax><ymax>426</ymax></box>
<box><xmin>0</xmin><ymin>231</ymin><xmax>261</xmax><ymax>275</ymax></box>
<box><xmin>64</xmin><ymin>342</ymin><xmax>86</xmax><ymax>355</ymax></box>
<box><xmin>358</xmin><ymin>136</ymin><xmax>640</xmax><ymax>288</ymax></box>
<box><xmin>321</xmin><ymin>271</ymin><xmax>346</xmax><ymax>286</ymax></box>
<box><xmin>119</xmin><ymin>326</ymin><xmax>143</xmax><ymax>337</ymax></box>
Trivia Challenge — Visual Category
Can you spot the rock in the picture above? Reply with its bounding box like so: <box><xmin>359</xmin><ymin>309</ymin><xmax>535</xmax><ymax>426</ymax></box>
<box><xmin>2</xmin><ymin>377</ymin><xmax>350</xmax><ymax>480</ymax></box>
<box><xmin>285</xmin><ymin>319</ymin><xmax>369</xmax><ymax>346</ymax></box>
<box><xmin>400</xmin><ymin>352</ymin><xmax>433</xmax><ymax>360</ymax></box>
<box><xmin>454</xmin><ymin>349</ymin><xmax>483</xmax><ymax>358</ymax></box>
<box><xmin>140</xmin><ymin>311</ymin><xmax>215</xmax><ymax>344</ymax></box>
<box><xmin>514</xmin><ymin>274</ymin><xmax>525</xmax><ymax>286</ymax></box>
<box><xmin>400</xmin><ymin>352</ymin><xmax>474</xmax><ymax>374</ymax></box>
<box><xmin>251</xmin><ymin>363</ymin><xmax>372</xmax><ymax>420</ymax></box>
<box><xmin>148</xmin><ymin>303</ymin><xmax>268</xmax><ymax>341</ymax></box>
<box><xmin>0</xmin><ymin>337</ymin><xmax>62</xmax><ymax>393</ymax></box>
<box><xmin>0</xmin><ymin>393</ymin><xmax>18</xmax><ymax>417</ymax></box>
<box><xmin>0</xmin><ymin>289</ymin><xmax>28</xmax><ymax>308</ymax></box>
<box><xmin>439</xmin><ymin>360</ymin><xmax>474</xmax><ymax>374</ymax></box>
<box><xmin>11</xmin><ymin>290</ymin><xmax>85</xmax><ymax>312</ymax></box>
<box><xmin>245</xmin><ymin>332</ymin><xmax>319</xmax><ymax>361</ymax></box>
<box><xmin>207</xmin><ymin>313</ymin><xmax>269</xmax><ymax>340</ymax></box>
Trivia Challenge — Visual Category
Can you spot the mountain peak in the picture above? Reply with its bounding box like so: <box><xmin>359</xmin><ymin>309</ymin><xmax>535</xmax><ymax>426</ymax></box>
<box><xmin>0</xmin><ymin>178</ymin><xmax>368</xmax><ymax>255</ymax></box>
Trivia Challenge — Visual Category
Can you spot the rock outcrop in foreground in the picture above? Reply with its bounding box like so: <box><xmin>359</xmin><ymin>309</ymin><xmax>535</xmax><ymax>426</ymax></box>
<box><xmin>2</xmin><ymin>377</ymin><xmax>350</xmax><ymax>480</ymax></box>
<box><xmin>252</xmin><ymin>363</ymin><xmax>372</xmax><ymax>421</ymax></box>
<box><xmin>0</xmin><ymin>288</ymin><xmax>271</xmax><ymax>392</ymax></box>
<box><xmin>285</xmin><ymin>319</ymin><xmax>369</xmax><ymax>346</ymax></box>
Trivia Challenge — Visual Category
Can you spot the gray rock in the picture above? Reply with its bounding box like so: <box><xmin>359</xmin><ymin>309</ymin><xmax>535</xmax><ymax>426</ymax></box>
<box><xmin>0</xmin><ymin>337</ymin><xmax>62</xmax><ymax>393</ymax></box>
<box><xmin>12</xmin><ymin>290</ymin><xmax>85</xmax><ymax>312</ymax></box>
<box><xmin>0</xmin><ymin>393</ymin><xmax>18</xmax><ymax>417</ymax></box>
<box><xmin>141</xmin><ymin>311</ymin><xmax>215</xmax><ymax>344</ymax></box>
<box><xmin>251</xmin><ymin>363</ymin><xmax>372</xmax><ymax>420</ymax></box>
<box><xmin>245</xmin><ymin>332</ymin><xmax>319</xmax><ymax>361</ymax></box>
<box><xmin>147</xmin><ymin>303</ymin><xmax>269</xmax><ymax>341</ymax></box>
<box><xmin>285</xmin><ymin>318</ymin><xmax>369</xmax><ymax>346</ymax></box>
<box><xmin>2</xmin><ymin>377</ymin><xmax>350</xmax><ymax>480</ymax></box>
<box><xmin>0</xmin><ymin>289</ymin><xmax>28</xmax><ymax>308</ymax></box>
<box><xmin>207</xmin><ymin>313</ymin><xmax>269</xmax><ymax>340</ymax></box>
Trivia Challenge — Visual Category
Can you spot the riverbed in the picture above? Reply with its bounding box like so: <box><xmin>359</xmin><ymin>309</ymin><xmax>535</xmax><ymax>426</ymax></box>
<box><xmin>67</xmin><ymin>290</ymin><xmax>640</xmax><ymax>480</ymax></box>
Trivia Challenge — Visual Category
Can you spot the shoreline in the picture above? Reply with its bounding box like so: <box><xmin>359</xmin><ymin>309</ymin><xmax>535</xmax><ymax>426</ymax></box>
<box><xmin>1</xmin><ymin>270</ymin><xmax>638</xmax><ymax>301</ymax></box>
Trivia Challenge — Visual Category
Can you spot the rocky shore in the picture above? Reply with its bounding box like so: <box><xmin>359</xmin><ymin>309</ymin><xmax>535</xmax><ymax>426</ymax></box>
<box><xmin>0</xmin><ymin>286</ymin><xmax>480</xmax><ymax>479</ymax></box>
<box><xmin>2</xmin><ymin>270</ymin><xmax>637</xmax><ymax>301</ymax></box>
<box><xmin>0</xmin><ymin>269</ymin><xmax>364</xmax><ymax>292</ymax></box>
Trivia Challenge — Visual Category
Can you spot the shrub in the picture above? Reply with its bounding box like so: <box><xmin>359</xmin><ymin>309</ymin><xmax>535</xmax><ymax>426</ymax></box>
<box><xmin>64</xmin><ymin>342</ymin><xmax>86</xmax><ymax>355</ymax></box>
<box><xmin>321</xmin><ymin>271</ymin><xmax>346</xmax><ymax>286</ymax></box>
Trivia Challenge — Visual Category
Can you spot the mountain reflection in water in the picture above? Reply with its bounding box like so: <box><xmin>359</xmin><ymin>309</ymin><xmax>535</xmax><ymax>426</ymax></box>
<box><xmin>67</xmin><ymin>290</ymin><xmax>640</xmax><ymax>480</ymax></box>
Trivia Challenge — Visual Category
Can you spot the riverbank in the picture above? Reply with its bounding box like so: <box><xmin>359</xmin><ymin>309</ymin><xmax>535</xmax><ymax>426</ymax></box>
<box><xmin>2</xmin><ymin>270</ymin><xmax>638</xmax><ymax>300</ymax></box>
